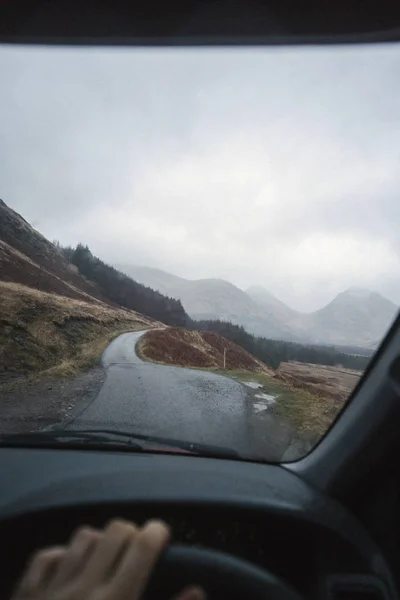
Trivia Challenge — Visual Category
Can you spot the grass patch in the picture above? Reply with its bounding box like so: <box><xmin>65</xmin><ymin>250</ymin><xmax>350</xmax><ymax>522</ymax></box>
<box><xmin>0</xmin><ymin>281</ymin><xmax>155</xmax><ymax>389</ymax></box>
<box><xmin>213</xmin><ymin>369</ymin><xmax>344</xmax><ymax>441</ymax></box>
<box><xmin>276</xmin><ymin>361</ymin><xmax>361</xmax><ymax>403</ymax></box>
<box><xmin>40</xmin><ymin>327</ymin><xmax>143</xmax><ymax>379</ymax></box>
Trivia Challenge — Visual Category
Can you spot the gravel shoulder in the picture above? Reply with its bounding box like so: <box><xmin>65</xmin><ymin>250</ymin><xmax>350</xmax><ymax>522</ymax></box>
<box><xmin>0</xmin><ymin>367</ymin><xmax>104</xmax><ymax>434</ymax></box>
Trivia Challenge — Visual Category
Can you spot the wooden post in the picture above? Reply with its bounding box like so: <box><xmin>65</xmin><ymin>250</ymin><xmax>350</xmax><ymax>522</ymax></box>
<box><xmin>223</xmin><ymin>347</ymin><xmax>226</xmax><ymax>370</ymax></box>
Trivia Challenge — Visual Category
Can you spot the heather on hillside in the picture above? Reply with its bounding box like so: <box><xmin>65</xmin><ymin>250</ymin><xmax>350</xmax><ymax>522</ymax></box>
<box><xmin>193</xmin><ymin>319</ymin><xmax>371</xmax><ymax>370</ymax></box>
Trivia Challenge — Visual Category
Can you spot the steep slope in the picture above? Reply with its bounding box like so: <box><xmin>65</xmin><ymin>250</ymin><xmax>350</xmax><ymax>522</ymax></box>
<box><xmin>179</xmin><ymin>278</ymin><xmax>260</xmax><ymax>318</ymax></box>
<box><xmin>304</xmin><ymin>287</ymin><xmax>398</xmax><ymax>346</ymax></box>
<box><xmin>0</xmin><ymin>199</ymin><xmax>187</xmax><ymax>380</ymax></box>
<box><xmin>1</xmin><ymin>200</ymin><xmax>189</xmax><ymax>327</ymax></box>
<box><xmin>0</xmin><ymin>199</ymin><xmax>110</xmax><ymax>305</ymax></box>
<box><xmin>246</xmin><ymin>285</ymin><xmax>298</xmax><ymax>322</ymax></box>
<box><xmin>0</xmin><ymin>281</ymin><xmax>155</xmax><ymax>377</ymax></box>
<box><xmin>138</xmin><ymin>327</ymin><xmax>270</xmax><ymax>372</ymax></box>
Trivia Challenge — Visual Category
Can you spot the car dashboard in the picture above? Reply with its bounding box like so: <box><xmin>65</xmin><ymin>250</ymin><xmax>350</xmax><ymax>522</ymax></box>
<box><xmin>0</xmin><ymin>447</ymin><xmax>396</xmax><ymax>599</ymax></box>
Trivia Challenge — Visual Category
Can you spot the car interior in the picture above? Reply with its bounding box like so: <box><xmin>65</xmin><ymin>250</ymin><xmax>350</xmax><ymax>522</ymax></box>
<box><xmin>1</xmin><ymin>1</ymin><xmax>400</xmax><ymax>599</ymax></box>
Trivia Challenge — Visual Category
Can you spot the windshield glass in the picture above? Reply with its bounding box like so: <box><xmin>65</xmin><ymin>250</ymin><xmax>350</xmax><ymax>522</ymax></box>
<box><xmin>0</xmin><ymin>44</ymin><xmax>399</xmax><ymax>462</ymax></box>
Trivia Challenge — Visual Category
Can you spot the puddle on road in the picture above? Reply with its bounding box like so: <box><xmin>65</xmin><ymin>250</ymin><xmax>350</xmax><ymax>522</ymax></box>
<box><xmin>253</xmin><ymin>393</ymin><xmax>277</xmax><ymax>413</ymax></box>
<box><xmin>255</xmin><ymin>392</ymin><xmax>276</xmax><ymax>403</ymax></box>
<box><xmin>242</xmin><ymin>381</ymin><xmax>278</xmax><ymax>413</ymax></box>
<box><xmin>243</xmin><ymin>381</ymin><xmax>263</xmax><ymax>389</ymax></box>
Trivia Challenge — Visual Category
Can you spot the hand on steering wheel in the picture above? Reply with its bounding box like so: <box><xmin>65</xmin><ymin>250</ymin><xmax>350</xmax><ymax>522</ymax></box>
<box><xmin>11</xmin><ymin>520</ymin><xmax>205</xmax><ymax>600</ymax></box>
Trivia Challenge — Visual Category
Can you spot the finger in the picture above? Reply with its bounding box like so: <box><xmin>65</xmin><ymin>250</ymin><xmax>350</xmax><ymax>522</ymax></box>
<box><xmin>51</xmin><ymin>526</ymin><xmax>100</xmax><ymax>585</ymax></box>
<box><xmin>81</xmin><ymin>520</ymin><xmax>138</xmax><ymax>584</ymax></box>
<box><xmin>173</xmin><ymin>586</ymin><xmax>207</xmax><ymax>600</ymax></box>
<box><xmin>111</xmin><ymin>520</ymin><xmax>171</xmax><ymax>600</ymax></box>
<box><xmin>17</xmin><ymin>547</ymin><xmax>66</xmax><ymax>594</ymax></box>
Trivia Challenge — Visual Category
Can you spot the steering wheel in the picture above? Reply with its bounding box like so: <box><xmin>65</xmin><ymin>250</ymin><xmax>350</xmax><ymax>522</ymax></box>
<box><xmin>146</xmin><ymin>545</ymin><xmax>303</xmax><ymax>600</ymax></box>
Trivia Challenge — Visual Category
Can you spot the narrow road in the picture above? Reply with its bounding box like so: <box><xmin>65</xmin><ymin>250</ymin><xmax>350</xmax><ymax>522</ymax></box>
<box><xmin>68</xmin><ymin>331</ymin><xmax>251</xmax><ymax>456</ymax></box>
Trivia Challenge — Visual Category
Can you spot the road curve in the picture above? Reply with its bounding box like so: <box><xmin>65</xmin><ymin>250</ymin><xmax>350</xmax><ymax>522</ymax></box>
<box><xmin>68</xmin><ymin>330</ymin><xmax>251</xmax><ymax>455</ymax></box>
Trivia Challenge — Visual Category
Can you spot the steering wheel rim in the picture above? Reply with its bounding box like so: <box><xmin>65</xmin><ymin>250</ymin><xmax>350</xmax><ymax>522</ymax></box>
<box><xmin>146</xmin><ymin>544</ymin><xmax>303</xmax><ymax>600</ymax></box>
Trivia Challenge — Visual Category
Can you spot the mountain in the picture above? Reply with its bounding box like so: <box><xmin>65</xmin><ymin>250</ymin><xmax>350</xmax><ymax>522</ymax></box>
<box><xmin>304</xmin><ymin>287</ymin><xmax>398</xmax><ymax>347</ymax></box>
<box><xmin>249</xmin><ymin>284</ymin><xmax>398</xmax><ymax>346</ymax></box>
<box><xmin>116</xmin><ymin>265</ymin><xmax>188</xmax><ymax>297</ymax></box>
<box><xmin>117</xmin><ymin>265</ymin><xmax>298</xmax><ymax>340</ymax></box>
<box><xmin>175</xmin><ymin>278</ymin><xmax>298</xmax><ymax>340</ymax></box>
<box><xmin>117</xmin><ymin>265</ymin><xmax>398</xmax><ymax>348</ymax></box>
<box><xmin>246</xmin><ymin>285</ymin><xmax>298</xmax><ymax>322</ymax></box>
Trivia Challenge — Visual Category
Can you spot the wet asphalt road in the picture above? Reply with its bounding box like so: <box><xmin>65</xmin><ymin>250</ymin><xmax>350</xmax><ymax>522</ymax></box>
<box><xmin>68</xmin><ymin>331</ymin><xmax>251</xmax><ymax>455</ymax></box>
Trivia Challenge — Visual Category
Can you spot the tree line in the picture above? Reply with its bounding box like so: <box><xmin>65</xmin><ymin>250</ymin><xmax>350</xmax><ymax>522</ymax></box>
<box><xmin>192</xmin><ymin>319</ymin><xmax>370</xmax><ymax>371</ymax></box>
<box><xmin>58</xmin><ymin>243</ymin><xmax>188</xmax><ymax>327</ymax></box>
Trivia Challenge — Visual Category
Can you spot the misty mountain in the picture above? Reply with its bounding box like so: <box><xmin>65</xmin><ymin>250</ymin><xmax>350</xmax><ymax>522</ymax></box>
<box><xmin>303</xmin><ymin>287</ymin><xmax>398</xmax><ymax>347</ymax></box>
<box><xmin>246</xmin><ymin>284</ymin><xmax>397</xmax><ymax>347</ymax></box>
<box><xmin>246</xmin><ymin>285</ymin><xmax>298</xmax><ymax>322</ymax></box>
<box><xmin>117</xmin><ymin>265</ymin><xmax>189</xmax><ymax>297</ymax></box>
<box><xmin>117</xmin><ymin>265</ymin><xmax>398</xmax><ymax>348</ymax></box>
<box><xmin>116</xmin><ymin>265</ymin><xmax>298</xmax><ymax>341</ymax></box>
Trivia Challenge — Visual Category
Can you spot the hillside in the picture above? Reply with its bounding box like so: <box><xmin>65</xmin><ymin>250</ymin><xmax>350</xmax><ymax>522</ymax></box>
<box><xmin>176</xmin><ymin>278</ymin><xmax>297</xmax><ymax>339</ymax></box>
<box><xmin>0</xmin><ymin>199</ymin><xmax>111</xmax><ymax>305</ymax></box>
<box><xmin>304</xmin><ymin>287</ymin><xmax>397</xmax><ymax>347</ymax></box>
<box><xmin>116</xmin><ymin>265</ymin><xmax>189</xmax><ymax>297</ymax></box>
<box><xmin>0</xmin><ymin>199</ymin><xmax>197</xmax><ymax>385</ymax></box>
<box><xmin>194</xmin><ymin>318</ymin><xmax>370</xmax><ymax>371</ymax></box>
<box><xmin>1</xmin><ymin>199</ymin><xmax>189</xmax><ymax>328</ymax></box>
<box><xmin>246</xmin><ymin>284</ymin><xmax>397</xmax><ymax>347</ymax></box>
<box><xmin>119</xmin><ymin>264</ymin><xmax>398</xmax><ymax>348</ymax></box>
<box><xmin>64</xmin><ymin>245</ymin><xmax>188</xmax><ymax>326</ymax></box>
<box><xmin>246</xmin><ymin>285</ymin><xmax>298</xmax><ymax>322</ymax></box>
<box><xmin>138</xmin><ymin>327</ymin><xmax>270</xmax><ymax>372</ymax></box>
<box><xmin>0</xmin><ymin>281</ymin><xmax>155</xmax><ymax>379</ymax></box>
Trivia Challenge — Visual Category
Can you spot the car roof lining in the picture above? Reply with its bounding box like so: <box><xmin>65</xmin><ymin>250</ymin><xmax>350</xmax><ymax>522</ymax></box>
<box><xmin>1</xmin><ymin>0</ymin><xmax>400</xmax><ymax>45</ymax></box>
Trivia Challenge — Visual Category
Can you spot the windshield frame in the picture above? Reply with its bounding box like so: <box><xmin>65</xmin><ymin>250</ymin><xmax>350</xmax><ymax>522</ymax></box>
<box><xmin>286</xmin><ymin>309</ymin><xmax>400</xmax><ymax>495</ymax></box>
<box><xmin>1</xmin><ymin>32</ymin><xmax>399</xmax><ymax>469</ymax></box>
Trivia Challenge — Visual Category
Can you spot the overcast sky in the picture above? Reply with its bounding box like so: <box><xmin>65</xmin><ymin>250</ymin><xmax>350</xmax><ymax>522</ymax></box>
<box><xmin>1</xmin><ymin>44</ymin><xmax>399</xmax><ymax>311</ymax></box>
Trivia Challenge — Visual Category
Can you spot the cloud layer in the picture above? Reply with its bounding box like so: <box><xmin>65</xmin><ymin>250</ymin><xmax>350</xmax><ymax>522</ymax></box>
<box><xmin>1</xmin><ymin>44</ymin><xmax>399</xmax><ymax>310</ymax></box>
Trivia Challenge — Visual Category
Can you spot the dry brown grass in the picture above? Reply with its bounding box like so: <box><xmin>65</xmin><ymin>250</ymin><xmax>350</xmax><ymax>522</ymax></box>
<box><xmin>0</xmin><ymin>281</ymin><xmax>157</xmax><ymax>385</ymax></box>
<box><xmin>0</xmin><ymin>239</ymin><xmax>110</xmax><ymax>306</ymax></box>
<box><xmin>138</xmin><ymin>327</ymin><xmax>271</xmax><ymax>373</ymax></box>
<box><xmin>276</xmin><ymin>361</ymin><xmax>362</xmax><ymax>403</ymax></box>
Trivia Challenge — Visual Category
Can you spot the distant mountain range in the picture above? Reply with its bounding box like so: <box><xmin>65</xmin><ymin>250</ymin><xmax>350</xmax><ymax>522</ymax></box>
<box><xmin>116</xmin><ymin>265</ymin><xmax>398</xmax><ymax>348</ymax></box>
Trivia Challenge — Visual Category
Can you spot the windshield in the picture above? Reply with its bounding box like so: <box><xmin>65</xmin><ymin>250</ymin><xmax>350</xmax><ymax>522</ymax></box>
<box><xmin>0</xmin><ymin>44</ymin><xmax>399</xmax><ymax>462</ymax></box>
